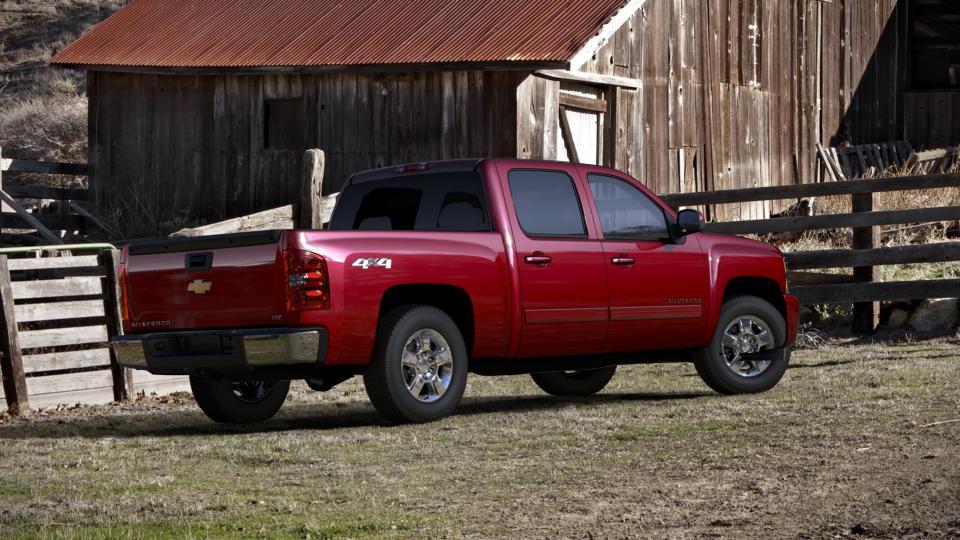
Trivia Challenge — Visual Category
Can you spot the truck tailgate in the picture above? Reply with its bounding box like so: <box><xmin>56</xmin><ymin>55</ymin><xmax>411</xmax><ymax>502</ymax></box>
<box><xmin>125</xmin><ymin>231</ymin><xmax>287</xmax><ymax>331</ymax></box>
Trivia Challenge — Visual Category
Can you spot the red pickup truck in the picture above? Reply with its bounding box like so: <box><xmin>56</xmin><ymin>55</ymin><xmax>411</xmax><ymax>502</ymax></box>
<box><xmin>112</xmin><ymin>159</ymin><xmax>799</xmax><ymax>424</ymax></box>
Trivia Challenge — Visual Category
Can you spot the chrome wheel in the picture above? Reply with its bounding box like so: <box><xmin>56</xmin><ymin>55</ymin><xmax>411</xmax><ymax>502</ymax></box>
<box><xmin>401</xmin><ymin>329</ymin><xmax>454</xmax><ymax>403</ymax></box>
<box><xmin>720</xmin><ymin>316</ymin><xmax>775</xmax><ymax>378</ymax></box>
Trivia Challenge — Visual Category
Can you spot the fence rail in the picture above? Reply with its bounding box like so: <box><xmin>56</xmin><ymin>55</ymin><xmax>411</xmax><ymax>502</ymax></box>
<box><xmin>660</xmin><ymin>172</ymin><xmax>960</xmax><ymax>331</ymax></box>
<box><xmin>0</xmin><ymin>147</ymin><xmax>93</xmax><ymax>245</ymax></box>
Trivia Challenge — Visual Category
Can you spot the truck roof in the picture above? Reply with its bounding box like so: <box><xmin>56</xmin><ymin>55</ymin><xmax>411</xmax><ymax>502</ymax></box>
<box><xmin>347</xmin><ymin>158</ymin><xmax>623</xmax><ymax>187</ymax></box>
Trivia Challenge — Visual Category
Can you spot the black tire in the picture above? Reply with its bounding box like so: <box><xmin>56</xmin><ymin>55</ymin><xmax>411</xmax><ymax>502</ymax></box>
<box><xmin>363</xmin><ymin>305</ymin><xmax>468</xmax><ymax>424</ymax></box>
<box><xmin>190</xmin><ymin>377</ymin><xmax>290</xmax><ymax>424</ymax></box>
<box><xmin>530</xmin><ymin>366</ymin><xmax>617</xmax><ymax>397</ymax></box>
<box><xmin>694</xmin><ymin>295</ymin><xmax>788</xmax><ymax>395</ymax></box>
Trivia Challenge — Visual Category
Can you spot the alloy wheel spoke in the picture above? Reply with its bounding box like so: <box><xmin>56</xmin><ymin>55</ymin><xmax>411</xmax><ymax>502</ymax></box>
<box><xmin>431</xmin><ymin>378</ymin><xmax>447</xmax><ymax>397</ymax></box>
<box><xmin>433</xmin><ymin>348</ymin><xmax>452</xmax><ymax>367</ymax></box>
<box><xmin>402</xmin><ymin>351</ymin><xmax>419</xmax><ymax>368</ymax></box>
<box><xmin>408</xmin><ymin>374</ymin><xmax>425</xmax><ymax>395</ymax></box>
<box><xmin>754</xmin><ymin>330</ymin><xmax>774</xmax><ymax>349</ymax></box>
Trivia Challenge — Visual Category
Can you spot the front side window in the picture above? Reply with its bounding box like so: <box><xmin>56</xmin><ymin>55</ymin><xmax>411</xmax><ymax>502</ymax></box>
<box><xmin>588</xmin><ymin>174</ymin><xmax>668</xmax><ymax>240</ymax></box>
<box><xmin>508</xmin><ymin>170</ymin><xmax>586</xmax><ymax>237</ymax></box>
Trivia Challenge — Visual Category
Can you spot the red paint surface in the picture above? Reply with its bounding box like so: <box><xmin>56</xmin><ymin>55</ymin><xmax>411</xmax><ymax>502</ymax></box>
<box><xmin>122</xmin><ymin>159</ymin><xmax>798</xmax><ymax>366</ymax></box>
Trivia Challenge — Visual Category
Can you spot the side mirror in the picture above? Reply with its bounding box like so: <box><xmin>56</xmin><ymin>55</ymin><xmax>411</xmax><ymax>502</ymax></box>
<box><xmin>676</xmin><ymin>209</ymin><xmax>705</xmax><ymax>235</ymax></box>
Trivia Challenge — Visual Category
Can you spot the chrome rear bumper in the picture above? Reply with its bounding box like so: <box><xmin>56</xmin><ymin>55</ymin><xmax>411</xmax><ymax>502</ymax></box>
<box><xmin>111</xmin><ymin>328</ymin><xmax>327</xmax><ymax>375</ymax></box>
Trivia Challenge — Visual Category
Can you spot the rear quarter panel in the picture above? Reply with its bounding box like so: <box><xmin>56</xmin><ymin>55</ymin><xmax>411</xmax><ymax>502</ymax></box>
<box><xmin>290</xmin><ymin>231</ymin><xmax>511</xmax><ymax>365</ymax></box>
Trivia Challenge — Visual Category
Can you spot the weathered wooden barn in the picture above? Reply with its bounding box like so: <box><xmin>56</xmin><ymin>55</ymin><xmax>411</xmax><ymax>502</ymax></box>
<box><xmin>50</xmin><ymin>0</ymin><xmax>960</xmax><ymax>233</ymax></box>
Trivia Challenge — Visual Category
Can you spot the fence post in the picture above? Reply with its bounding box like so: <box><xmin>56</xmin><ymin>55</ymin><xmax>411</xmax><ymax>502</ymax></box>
<box><xmin>0</xmin><ymin>255</ymin><xmax>29</xmax><ymax>414</ymax></box>
<box><xmin>300</xmin><ymin>149</ymin><xmax>325</xmax><ymax>229</ymax></box>
<box><xmin>99</xmin><ymin>250</ymin><xmax>130</xmax><ymax>401</ymax></box>
<box><xmin>851</xmin><ymin>191</ymin><xmax>879</xmax><ymax>333</ymax></box>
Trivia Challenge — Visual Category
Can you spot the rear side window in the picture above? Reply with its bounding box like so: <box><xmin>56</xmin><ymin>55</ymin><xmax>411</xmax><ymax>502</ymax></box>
<box><xmin>508</xmin><ymin>170</ymin><xmax>586</xmax><ymax>237</ymax></box>
<box><xmin>329</xmin><ymin>171</ymin><xmax>489</xmax><ymax>232</ymax></box>
<box><xmin>587</xmin><ymin>174</ymin><xmax>668</xmax><ymax>239</ymax></box>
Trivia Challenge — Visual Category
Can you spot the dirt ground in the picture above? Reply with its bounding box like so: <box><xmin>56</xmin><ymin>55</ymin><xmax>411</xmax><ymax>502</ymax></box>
<box><xmin>0</xmin><ymin>338</ymin><xmax>958</xmax><ymax>539</ymax></box>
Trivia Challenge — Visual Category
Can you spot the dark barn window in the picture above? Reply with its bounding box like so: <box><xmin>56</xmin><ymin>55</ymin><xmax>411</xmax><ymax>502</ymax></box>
<box><xmin>909</xmin><ymin>0</ymin><xmax>960</xmax><ymax>91</ymax></box>
<box><xmin>264</xmin><ymin>99</ymin><xmax>305</xmax><ymax>149</ymax></box>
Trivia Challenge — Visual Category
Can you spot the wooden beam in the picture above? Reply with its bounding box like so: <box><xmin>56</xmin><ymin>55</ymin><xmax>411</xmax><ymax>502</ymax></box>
<box><xmin>99</xmin><ymin>250</ymin><xmax>128</xmax><ymax>402</ymax></box>
<box><xmin>658</xmin><ymin>173</ymin><xmax>960</xmax><ymax>207</ymax></box>
<box><xmin>535</xmin><ymin>70</ymin><xmax>642</xmax><ymax>90</ymax></box>
<box><xmin>786</xmin><ymin>271</ymin><xmax>857</xmax><ymax>287</ymax></box>
<box><xmin>320</xmin><ymin>193</ymin><xmax>339</xmax><ymax>226</ymax></box>
<box><xmin>785</xmin><ymin>242</ymin><xmax>960</xmax><ymax>270</ymax></box>
<box><xmin>0</xmin><ymin>256</ymin><xmax>29</xmax><ymax>414</ymax></box>
<box><xmin>6</xmin><ymin>255</ymin><xmax>100</xmax><ymax>271</ymax></box>
<box><xmin>11</xmin><ymin>276</ymin><xmax>103</xmax><ymax>300</ymax></box>
<box><xmin>559</xmin><ymin>93</ymin><xmax>609</xmax><ymax>113</ymax></box>
<box><xmin>0</xmin><ymin>158</ymin><xmax>88</xmax><ymax>176</ymax></box>
<box><xmin>791</xmin><ymin>279</ymin><xmax>960</xmax><ymax>305</ymax></box>
<box><xmin>171</xmin><ymin>205</ymin><xmax>296</xmax><ymax>237</ymax></box>
<box><xmin>703</xmin><ymin>205</ymin><xmax>960</xmax><ymax>235</ymax></box>
<box><xmin>300</xmin><ymin>149</ymin><xmax>325</xmax><ymax>229</ymax></box>
<box><xmin>22</xmin><ymin>349</ymin><xmax>111</xmax><ymax>374</ymax></box>
<box><xmin>18</xmin><ymin>325</ymin><xmax>109</xmax><ymax>350</ymax></box>
<box><xmin>0</xmin><ymin>189</ymin><xmax>63</xmax><ymax>244</ymax></box>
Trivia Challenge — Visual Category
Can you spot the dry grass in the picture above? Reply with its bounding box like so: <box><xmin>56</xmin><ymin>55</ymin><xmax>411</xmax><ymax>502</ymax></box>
<box><xmin>0</xmin><ymin>341</ymin><xmax>958</xmax><ymax>538</ymax></box>
<box><xmin>0</xmin><ymin>1</ymin><xmax>122</xmax><ymax>165</ymax></box>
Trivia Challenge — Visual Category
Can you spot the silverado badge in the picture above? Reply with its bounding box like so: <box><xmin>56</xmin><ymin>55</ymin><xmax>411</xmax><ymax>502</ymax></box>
<box><xmin>187</xmin><ymin>279</ymin><xmax>213</xmax><ymax>294</ymax></box>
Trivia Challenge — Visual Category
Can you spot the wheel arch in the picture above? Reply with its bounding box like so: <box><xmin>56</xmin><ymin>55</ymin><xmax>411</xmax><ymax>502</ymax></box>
<box><xmin>378</xmin><ymin>284</ymin><xmax>476</xmax><ymax>353</ymax></box>
<box><xmin>722</xmin><ymin>276</ymin><xmax>787</xmax><ymax>322</ymax></box>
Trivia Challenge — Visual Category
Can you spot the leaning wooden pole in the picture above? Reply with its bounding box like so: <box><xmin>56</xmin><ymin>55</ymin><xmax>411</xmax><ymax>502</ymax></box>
<box><xmin>0</xmin><ymin>255</ymin><xmax>29</xmax><ymax>414</ymax></box>
<box><xmin>99</xmin><ymin>250</ymin><xmax>130</xmax><ymax>402</ymax></box>
<box><xmin>300</xmin><ymin>149</ymin><xmax>326</xmax><ymax>230</ymax></box>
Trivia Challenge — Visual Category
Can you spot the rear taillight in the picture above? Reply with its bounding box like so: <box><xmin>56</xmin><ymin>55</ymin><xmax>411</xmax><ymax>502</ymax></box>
<box><xmin>119</xmin><ymin>258</ymin><xmax>131</xmax><ymax>334</ymax></box>
<box><xmin>283</xmin><ymin>249</ymin><xmax>330</xmax><ymax>310</ymax></box>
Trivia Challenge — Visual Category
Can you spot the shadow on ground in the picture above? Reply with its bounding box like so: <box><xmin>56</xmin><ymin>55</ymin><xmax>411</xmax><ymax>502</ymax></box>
<box><xmin>0</xmin><ymin>391</ymin><xmax>712</xmax><ymax>440</ymax></box>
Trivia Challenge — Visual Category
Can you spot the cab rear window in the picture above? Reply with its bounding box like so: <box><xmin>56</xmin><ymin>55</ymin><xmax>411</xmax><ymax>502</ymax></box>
<box><xmin>329</xmin><ymin>172</ymin><xmax>490</xmax><ymax>232</ymax></box>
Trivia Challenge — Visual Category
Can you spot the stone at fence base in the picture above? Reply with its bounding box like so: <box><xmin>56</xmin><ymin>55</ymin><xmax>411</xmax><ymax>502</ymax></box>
<box><xmin>907</xmin><ymin>299</ymin><xmax>960</xmax><ymax>334</ymax></box>
<box><xmin>886</xmin><ymin>308</ymin><xmax>910</xmax><ymax>330</ymax></box>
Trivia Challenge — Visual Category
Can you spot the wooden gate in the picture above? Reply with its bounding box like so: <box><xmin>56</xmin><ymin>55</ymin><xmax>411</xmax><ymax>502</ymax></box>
<box><xmin>0</xmin><ymin>249</ymin><xmax>187</xmax><ymax>412</ymax></box>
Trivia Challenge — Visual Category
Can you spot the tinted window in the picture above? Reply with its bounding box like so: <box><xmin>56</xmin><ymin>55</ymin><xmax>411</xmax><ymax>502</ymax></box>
<box><xmin>329</xmin><ymin>171</ymin><xmax>489</xmax><ymax>232</ymax></box>
<box><xmin>353</xmin><ymin>188</ymin><xmax>422</xmax><ymax>230</ymax></box>
<box><xmin>508</xmin><ymin>170</ymin><xmax>586</xmax><ymax>237</ymax></box>
<box><xmin>588</xmin><ymin>174</ymin><xmax>668</xmax><ymax>239</ymax></box>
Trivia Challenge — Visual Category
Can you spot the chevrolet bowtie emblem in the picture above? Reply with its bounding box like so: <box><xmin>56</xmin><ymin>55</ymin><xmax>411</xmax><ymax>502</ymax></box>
<box><xmin>187</xmin><ymin>279</ymin><xmax>212</xmax><ymax>295</ymax></box>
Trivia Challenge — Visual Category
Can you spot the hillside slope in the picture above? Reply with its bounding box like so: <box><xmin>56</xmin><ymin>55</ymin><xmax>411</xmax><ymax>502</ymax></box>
<box><xmin>0</xmin><ymin>0</ymin><xmax>121</xmax><ymax>164</ymax></box>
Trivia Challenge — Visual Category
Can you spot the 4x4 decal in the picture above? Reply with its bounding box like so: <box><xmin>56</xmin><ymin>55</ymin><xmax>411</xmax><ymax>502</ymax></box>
<box><xmin>352</xmin><ymin>257</ymin><xmax>393</xmax><ymax>270</ymax></box>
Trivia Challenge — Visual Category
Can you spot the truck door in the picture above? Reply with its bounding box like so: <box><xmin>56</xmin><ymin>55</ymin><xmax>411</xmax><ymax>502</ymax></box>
<box><xmin>497</xmin><ymin>165</ymin><xmax>608</xmax><ymax>358</ymax></box>
<box><xmin>582</xmin><ymin>170</ymin><xmax>709</xmax><ymax>352</ymax></box>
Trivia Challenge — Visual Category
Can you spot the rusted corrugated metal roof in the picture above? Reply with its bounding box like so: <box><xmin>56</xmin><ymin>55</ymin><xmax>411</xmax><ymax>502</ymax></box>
<box><xmin>50</xmin><ymin>0</ymin><xmax>631</xmax><ymax>69</ymax></box>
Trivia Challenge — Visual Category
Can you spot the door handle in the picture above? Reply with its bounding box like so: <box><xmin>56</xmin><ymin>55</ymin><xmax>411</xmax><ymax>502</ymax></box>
<box><xmin>611</xmin><ymin>255</ymin><xmax>636</xmax><ymax>266</ymax></box>
<box><xmin>524</xmin><ymin>252</ymin><xmax>553</xmax><ymax>265</ymax></box>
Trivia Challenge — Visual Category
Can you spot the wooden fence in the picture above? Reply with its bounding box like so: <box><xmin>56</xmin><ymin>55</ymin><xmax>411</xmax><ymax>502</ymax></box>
<box><xmin>0</xmin><ymin>249</ymin><xmax>186</xmax><ymax>413</ymax></box>
<box><xmin>0</xmin><ymin>146</ymin><xmax>104</xmax><ymax>244</ymax></box>
<box><xmin>660</xmin><ymin>172</ymin><xmax>960</xmax><ymax>332</ymax></box>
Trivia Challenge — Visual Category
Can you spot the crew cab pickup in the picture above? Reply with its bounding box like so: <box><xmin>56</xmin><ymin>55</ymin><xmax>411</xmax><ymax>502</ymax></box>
<box><xmin>112</xmin><ymin>159</ymin><xmax>799</xmax><ymax>424</ymax></box>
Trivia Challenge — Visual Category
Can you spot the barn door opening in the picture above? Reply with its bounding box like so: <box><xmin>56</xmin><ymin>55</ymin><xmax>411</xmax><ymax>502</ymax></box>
<box><xmin>557</xmin><ymin>83</ymin><xmax>609</xmax><ymax>166</ymax></box>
